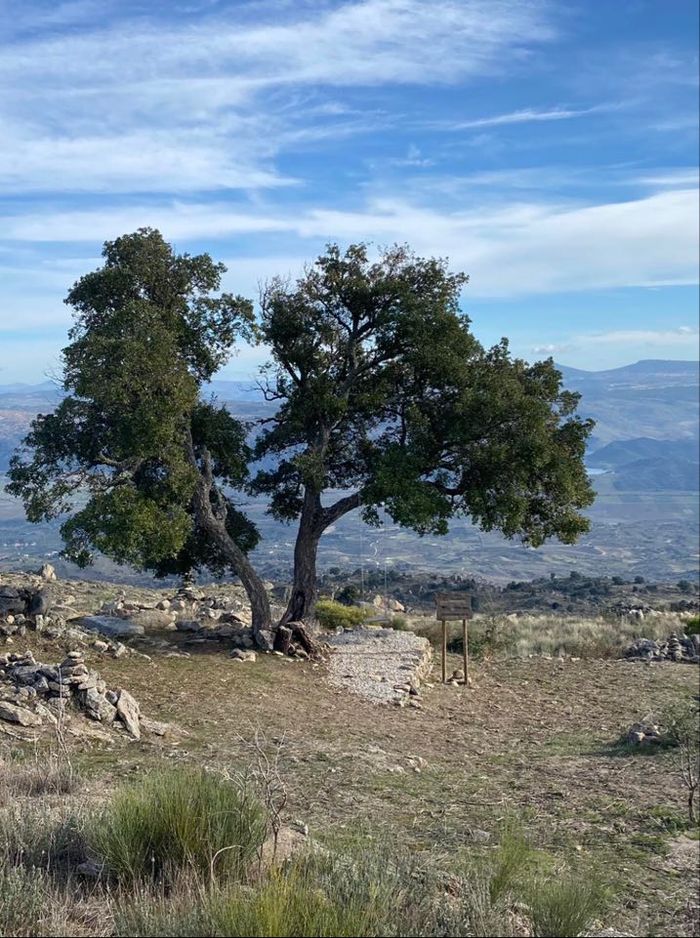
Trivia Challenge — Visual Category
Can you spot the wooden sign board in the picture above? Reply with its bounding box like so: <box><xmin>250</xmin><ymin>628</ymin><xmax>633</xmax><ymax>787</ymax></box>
<box><xmin>435</xmin><ymin>592</ymin><xmax>472</xmax><ymax>620</ymax></box>
<box><xmin>435</xmin><ymin>593</ymin><xmax>472</xmax><ymax>686</ymax></box>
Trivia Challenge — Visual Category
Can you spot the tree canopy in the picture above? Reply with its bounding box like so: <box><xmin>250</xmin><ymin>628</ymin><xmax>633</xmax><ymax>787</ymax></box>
<box><xmin>9</xmin><ymin>230</ymin><xmax>595</xmax><ymax>645</ymax></box>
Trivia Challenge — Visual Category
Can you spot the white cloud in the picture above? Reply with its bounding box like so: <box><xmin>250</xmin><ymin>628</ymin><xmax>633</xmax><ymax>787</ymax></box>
<box><xmin>1</xmin><ymin>187</ymin><xmax>697</xmax><ymax>299</ymax></box>
<box><xmin>0</xmin><ymin>0</ymin><xmax>554</xmax><ymax>194</ymax></box>
<box><xmin>431</xmin><ymin>104</ymin><xmax>608</xmax><ymax>130</ymax></box>
<box><xmin>533</xmin><ymin>327</ymin><xmax>699</xmax><ymax>355</ymax></box>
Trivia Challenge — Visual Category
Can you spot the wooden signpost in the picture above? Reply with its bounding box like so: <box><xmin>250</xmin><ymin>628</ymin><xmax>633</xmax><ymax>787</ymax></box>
<box><xmin>435</xmin><ymin>592</ymin><xmax>472</xmax><ymax>685</ymax></box>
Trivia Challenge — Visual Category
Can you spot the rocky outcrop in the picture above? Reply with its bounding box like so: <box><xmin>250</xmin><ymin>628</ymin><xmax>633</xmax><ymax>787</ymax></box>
<box><xmin>625</xmin><ymin>632</ymin><xmax>700</xmax><ymax>663</ymax></box>
<box><xmin>0</xmin><ymin>650</ymin><xmax>148</xmax><ymax>739</ymax></box>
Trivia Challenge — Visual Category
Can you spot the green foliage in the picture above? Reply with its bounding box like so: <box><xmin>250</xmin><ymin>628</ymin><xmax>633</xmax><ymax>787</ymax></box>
<box><xmin>487</xmin><ymin>824</ymin><xmax>533</xmax><ymax>903</ymax></box>
<box><xmin>315</xmin><ymin>598</ymin><xmax>367</xmax><ymax>630</ymax></box>
<box><xmin>0</xmin><ymin>865</ymin><xmax>47</xmax><ymax>938</ymax></box>
<box><xmin>254</xmin><ymin>243</ymin><xmax>594</xmax><ymax>546</ymax></box>
<box><xmin>389</xmin><ymin>615</ymin><xmax>409</xmax><ymax>631</ymax></box>
<box><xmin>526</xmin><ymin>873</ymin><xmax>605</xmax><ymax>937</ymax></box>
<box><xmin>7</xmin><ymin>229</ymin><xmax>257</xmax><ymax>580</ymax></box>
<box><xmin>684</xmin><ymin>616</ymin><xmax>700</xmax><ymax>636</ymax></box>
<box><xmin>89</xmin><ymin>767</ymin><xmax>265</xmax><ymax>883</ymax></box>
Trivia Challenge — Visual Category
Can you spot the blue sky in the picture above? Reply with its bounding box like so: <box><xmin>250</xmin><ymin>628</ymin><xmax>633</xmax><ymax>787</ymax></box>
<box><xmin>0</xmin><ymin>0</ymin><xmax>698</xmax><ymax>384</ymax></box>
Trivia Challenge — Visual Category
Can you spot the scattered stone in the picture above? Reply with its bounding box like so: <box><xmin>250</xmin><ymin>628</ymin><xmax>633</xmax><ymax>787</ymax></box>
<box><xmin>38</xmin><ymin>563</ymin><xmax>57</xmax><ymax>582</ymax></box>
<box><xmin>78</xmin><ymin>615</ymin><xmax>145</xmax><ymax>638</ymax></box>
<box><xmin>0</xmin><ymin>700</ymin><xmax>42</xmax><ymax>726</ymax></box>
<box><xmin>625</xmin><ymin>721</ymin><xmax>664</xmax><ymax>746</ymax></box>
<box><xmin>326</xmin><ymin>628</ymin><xmax>432</xmax><ymax>705</ymax></box>
<box><xmin>115</xmin><ymin>689</ymin><xmax>141</xmax><ymax>739</ymax></box>
<box><xmin>230</xmin><ymin>649</ymin><xmax>257</xmax><ymax>662</ymax></box>
<box><xmin>625</xmin><ymin>633</ymin><xmax>699</xmax><ymax>664</ymax></box>
<box><xmin>0</xmin><ymin>650</ymin><xmax>144</xmax><ymax>739</ymax></box>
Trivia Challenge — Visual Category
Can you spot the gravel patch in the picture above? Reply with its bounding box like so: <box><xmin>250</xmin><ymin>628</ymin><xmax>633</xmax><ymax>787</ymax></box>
<box><xmin>325</xmin><ymin>627</ymin><xmax>433</xmax><ymax>704</ymax></box>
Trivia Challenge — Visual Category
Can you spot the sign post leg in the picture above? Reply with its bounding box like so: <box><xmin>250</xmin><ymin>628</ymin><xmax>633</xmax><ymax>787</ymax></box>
<box><xmin>463</xmin><ymin>618</ymin><xmax>469</xmax><ymax>687</ymax></box>
<box><xmin>441</xmin><ymin>619</ymin><xmax>447</xmax><ymax>684</ymax></box>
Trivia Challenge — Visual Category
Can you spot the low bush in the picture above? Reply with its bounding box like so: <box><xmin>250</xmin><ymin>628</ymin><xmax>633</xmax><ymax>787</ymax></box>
<box><xmin>685</xmin><ymin>615</ymin><xmax>700</xmax><ymax>636</ymax></box>
<box><xmin>527</xmin><ymin>873</ymin><xmax>605</xmax><ymax>937</ymax></box>
<box><xmin>315</xmin><ymin>598</ymin><xmax>367</xmax><ymax>630</ymax></box>
<box><xmin>89</xmin><ymin>766</ymin><xmax>266</xmax><ymax>883</ymax></box>
<box><xmin>0</xmin><ymin>865</ymin><xmax>47</xmax><ymax>937</ymax></box>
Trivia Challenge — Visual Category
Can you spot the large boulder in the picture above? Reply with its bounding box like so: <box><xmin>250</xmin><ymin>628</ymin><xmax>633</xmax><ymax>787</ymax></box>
<box><xmin>115</xmin><ymin>689</ymin><xmax>141</xmax><ymax>739</ymax></box>
<box><xmin>26</xmin><ymin>587</ymin><xmax>53</xmax><ymax>617</ymax></box>
<box><xmin>77</xmin><ymin>615</ymin><xmax>145</xmax><ymax>638</ymax></box>
<box><xmin>0</xmin><ymin>586</ymin><xmax>25</xmax><ymax>617</ymax></box>
<box><xmin>127</xmin><ymin>608</ymin><xmax>175</xmax><ymax>630</ymax></box>
<box><xmin>0</xmin><ymin>700</ymin><xmax>43</xmax><ymax>726</ymax></box>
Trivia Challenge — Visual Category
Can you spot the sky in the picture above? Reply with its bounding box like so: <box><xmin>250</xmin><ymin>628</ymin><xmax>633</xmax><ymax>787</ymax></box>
<box><xmin>0</xmin><ymin>0</ymin><xmax>698</xmax><ymax>384</ymax></box>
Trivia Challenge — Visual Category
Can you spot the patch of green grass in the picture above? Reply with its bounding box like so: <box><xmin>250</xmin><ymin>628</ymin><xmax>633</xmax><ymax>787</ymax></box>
<box><xmin>526</xmin><ymin>872</ymin><xmax>606</xmax><ymax>937</ymax></box>
<box><xmin>89</xmin><ymin>766</ymin><xmax>266</xmax><ymax>883</ymax></box>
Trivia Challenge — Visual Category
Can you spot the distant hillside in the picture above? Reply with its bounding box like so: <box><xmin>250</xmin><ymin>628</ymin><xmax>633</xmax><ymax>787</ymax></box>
<box><xmin>557</xmin><ymin>358</ymin><xmax>699</xmax><ymax>448</ymax></box>
<box><xmin>1</xmin><ymin>360</ymin><xmax>698</xmax><ymax>493</ymax></box>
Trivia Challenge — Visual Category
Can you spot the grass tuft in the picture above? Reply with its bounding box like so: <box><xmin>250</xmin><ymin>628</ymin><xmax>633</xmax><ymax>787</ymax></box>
<box><xmin>88</xmin><ymin>766</ymin><xmax>266</xmax><ymax>883</ymax></box>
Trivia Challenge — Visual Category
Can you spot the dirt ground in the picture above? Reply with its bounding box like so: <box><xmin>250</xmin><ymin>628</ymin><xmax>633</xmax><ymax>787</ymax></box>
<box><xmin>2</xmin><ymin>612</ymin><xmax>699</xmax><ymax>937</ymax></box>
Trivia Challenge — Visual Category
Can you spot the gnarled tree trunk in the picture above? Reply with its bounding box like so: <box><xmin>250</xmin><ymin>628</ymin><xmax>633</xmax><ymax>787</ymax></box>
<box><xmin>280</xmin><ymin>487</ymin><xmax>322</xmax><ymax>627</ymax></box>
<box><xmin>281</xmin><ymin>489</ymin><xmax>362</xmax><ymax>626</ymax></box>
<box><xmin>189</xmin><ymin>441</ymin><xmax>274</xmax><ymax>648</ymax></box>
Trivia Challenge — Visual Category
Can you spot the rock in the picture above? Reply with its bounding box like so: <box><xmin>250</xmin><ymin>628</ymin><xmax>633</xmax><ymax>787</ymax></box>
<box><xmin>92</xmin><ymin>640</ymin><xmax>109</xmax><ymax>652</ymax></box>
<box><xmin>115</xmin><ymin>689</ymin><xmax>141</xmax><ymax>739</ymax></box>
<box><xmin>0</xmin><ymin>586</ymin><xmax>26</xmax><ymax>616</ymax></box>
<box><xmin>140</xmin><ymin>717</ymin><xmax>169</xmax><ymax>736</ymax></box>
<box><xmin>451</xmin><ymin>668</ymin><xmax>465</xmax><ymax>682</ymax></box>
<box><xmin>38</xmin><ymin>563</ymin><xmax>57</xmax><ymax>581</ymax></box>
<box><xmin>76</xmin><ymin>859</ymin><xmax>103</xmax><ymax>878</ymax></box>
<box><xmin>128</xmin><ymin>608</ymin><xmax>175</xmax><ymax>630</ymax></box>
<box><xmin>27</xmin><ymin>587</ymin><xmax>53</xmax><ymax>617</ymax></box>
<box><xmin>258</xmin><ymin>824</ymin><xmax>309</xmax><ymax>871</ymax></box>
<box><xmin>81</xmin><ymin>687</ymin><xmax>117</xmax><ymax>724</ymax></box>
<box><xmin>175</xmin><ymin>619</ymin><xmax>202</xmax><ymax>632</ymax></box>
<box><xmin>230</xmin><ymin>649</ymin><xmax>257</xmax><ymax>663</ymax></box>
<box><xmin>78</xmin><ymin>615</ymin><xmax>145</xmax><ymax>638</ymax></box>
<box><xmin>256</xmin><ymin>629</ymin><xmax>275</xmax><ymax>652</ymax></box>
<box><xmin>0</xmin><ymin>700</ymin><xmax>42</xmax><ymax>726</ymax></box>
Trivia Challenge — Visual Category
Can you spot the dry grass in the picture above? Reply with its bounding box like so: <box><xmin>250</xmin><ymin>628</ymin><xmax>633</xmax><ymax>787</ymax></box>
<box><xmin>0</xmin><ymin>747</ymin><xmax>80</xmax><ymax>798</ymax></box>
<box><xmin>0</xmin><ymin>605</ymin><xmax>698</xmax><ymax>936</ymax></box>
<box><xmin>410</xmin><ymin>610</ymin><xmax>683</xmax><ymax>659</ymax></box>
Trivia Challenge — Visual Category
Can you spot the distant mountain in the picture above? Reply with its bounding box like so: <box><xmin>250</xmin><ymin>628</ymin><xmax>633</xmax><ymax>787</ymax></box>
<box><xmin>588</xmin><ymin>437</ymin><xmax>698</xmax><ymax>468</ymax></box>
<box><xmin>1</xmin><ymin>360</ymin><xmax>698</xmax><ymax>491</ymax></box>
<box><xmin>558</xmin><ymin>359</ymin><xmax>699</xmax><ymax>448</ymax></box>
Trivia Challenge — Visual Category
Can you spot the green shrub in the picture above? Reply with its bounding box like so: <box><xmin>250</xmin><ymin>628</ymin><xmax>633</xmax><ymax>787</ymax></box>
<box><xmin>527</xmin><ymin>873</ymin><xmax>605</xmax><ymax>937</ymax></box>
<box><xmin>0</xmin><ymin>865</ymin><xmax>47</xmax><ymax>937</ymax></box>
<box><xmin>389</xmin><ymin>615</ymin><xmax>410</xmax><ymax>631</ymax></box>
<box><xmin>117</xmin><ymin>849</ymin><xmax>410</xmax><ymax>937</ymax></box>
<box><xmin>685</xmin><ymin>615</ymin><xmax>700</xmax><ymax>636</ymax></box>
<box><xmin>89</xmin><ymin>766</ymin><xmax>266</xmax><ymax>883</ymax></box>
<box><xmin>315</xmin><ymin>599</ymin><xmax>367</xmax><ymax>630</ymax></box>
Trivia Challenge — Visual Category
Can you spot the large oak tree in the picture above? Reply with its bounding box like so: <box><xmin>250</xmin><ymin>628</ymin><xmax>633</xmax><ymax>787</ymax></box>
<box><xmin>9</xmin><ymin>231</ymin><xmax>595</xmax><ymax>647</ymax></box>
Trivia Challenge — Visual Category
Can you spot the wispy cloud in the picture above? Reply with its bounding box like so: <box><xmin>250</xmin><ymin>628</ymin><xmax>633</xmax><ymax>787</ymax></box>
<box><xmin>533</xmin><ymin>326</ymin><xmax>699</xmax><ymax>355</ymax></box>
<box><xmin>430</xmin><ymin>104</ymin><xmax>609</xmax><ymax>131</ymax></box>
<box><xmin>0</xmin><ymin>0</ymin><xmax>555</xmax><ymax>195</ymax></box>
<box><xmin>2</xmin><ymin>187</ymin><xmax>697</xmax><ymax>299</ymax></box>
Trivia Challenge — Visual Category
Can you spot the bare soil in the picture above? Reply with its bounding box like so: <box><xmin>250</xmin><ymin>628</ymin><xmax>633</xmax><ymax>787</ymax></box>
<box><xmin>1</xmin><ymin>576</ymin><xmax>698</xmax><ymax>936</ymax></box>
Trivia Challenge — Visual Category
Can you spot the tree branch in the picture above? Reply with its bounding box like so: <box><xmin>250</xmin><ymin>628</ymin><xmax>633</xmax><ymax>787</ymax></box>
<box><xmin>321</xmin><ymin>490</ymin><xmax>362</xmax><ymax>528</ymax></box>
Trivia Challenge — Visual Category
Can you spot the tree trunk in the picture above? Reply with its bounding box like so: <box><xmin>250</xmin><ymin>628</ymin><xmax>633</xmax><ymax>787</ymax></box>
<box><xmin>280</xmin><ymin>504</ymin><xmax>321</xmax><ymax>626</ymax></box>
<box><xmin>281</xmin><ymin>489</ymin><xmax>362</xmax><ymax>627</ymax></box>
<box><xmin>189</xmin><ymin>442</ymin><xmax>274</xmax><ymax>648</ymax></box>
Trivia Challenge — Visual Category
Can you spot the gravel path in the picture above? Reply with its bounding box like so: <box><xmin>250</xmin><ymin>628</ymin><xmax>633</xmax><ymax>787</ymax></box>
<box><xmin>325</xmin><ymin>627</ymin><xmax>433</xmax><ymax>704</ymax></box>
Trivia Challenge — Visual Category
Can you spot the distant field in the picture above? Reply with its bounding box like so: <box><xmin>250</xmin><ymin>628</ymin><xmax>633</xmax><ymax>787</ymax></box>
<box><xmin>1</xmin><ymin>473</ymin><xmax>698</xmax><ymax>584</ymax></box>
